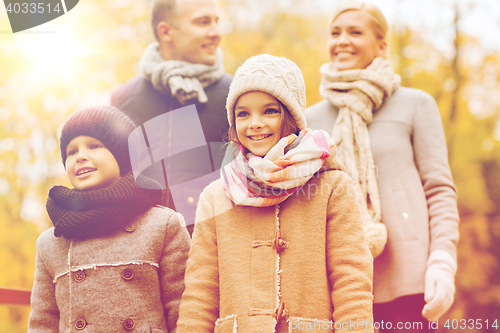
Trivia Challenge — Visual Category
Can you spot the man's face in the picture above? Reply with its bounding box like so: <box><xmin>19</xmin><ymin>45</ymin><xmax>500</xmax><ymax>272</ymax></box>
<box><xmin>169</xmin><ymin>0</ymin><xmax>221</xmax><ymax>65</ymax></box>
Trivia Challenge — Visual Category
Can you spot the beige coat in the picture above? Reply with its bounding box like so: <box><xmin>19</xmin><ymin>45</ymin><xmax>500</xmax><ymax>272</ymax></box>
<box><xmin>177</xmin><ymin>155</ymin><xmax>374</xmax><ymax>333</ymax></box>
<box><xmin>28</xmin><ymin>206</ymin><xmax>191</xmax><ymax>333</ymax></box>
<box><xmin>306</xmin><ymin>87</ymin><xmax>460</xmax><ymax>303</ymax></box>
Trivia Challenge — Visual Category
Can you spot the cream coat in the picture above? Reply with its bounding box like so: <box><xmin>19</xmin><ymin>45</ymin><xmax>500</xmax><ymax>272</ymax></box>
<box><xmin>28</xmin><ymin>206</ymin><xmax>191</xmax><ymax>333</ymax></box>
<box><xmin>177</xmin><ymin>156</ymin><xmax>374</xmax><ymax>333</ymax></box>
<box><xmin>306</xmin><ymin>87</ymin><xmax>460</xmax><ymax>303</ymax></box>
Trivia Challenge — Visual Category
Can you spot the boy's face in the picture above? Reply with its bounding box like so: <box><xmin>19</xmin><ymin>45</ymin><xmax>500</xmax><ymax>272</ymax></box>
<box><xmin>65</xmin><ymin>136</ymin><xmax>121</xmax><ymax>191</ymax></box>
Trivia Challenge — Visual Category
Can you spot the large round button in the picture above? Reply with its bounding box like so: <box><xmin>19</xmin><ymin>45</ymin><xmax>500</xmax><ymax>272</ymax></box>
<box><xmin>123</xmin><ymin>318</ymin><xmax>135</xmax><ymax>330</ymax></box>
<box><xmin>124</xmin><ymin>223</ymin><xmax>136</xmax><ymax>232</ymax></box>
<box><xmin>74</xmin><ymin>271</ymin><xmax>86</xmax><ymax>283</ymax></box>
<box><xmin>122</xmin><ymin>268</ymin><xmax>134</xmax><ymax>281</ymax></box>
<box><xmin>75</xmin><ymin>318</ymin><xmax>87</xmax><ymax>330</ymax></box>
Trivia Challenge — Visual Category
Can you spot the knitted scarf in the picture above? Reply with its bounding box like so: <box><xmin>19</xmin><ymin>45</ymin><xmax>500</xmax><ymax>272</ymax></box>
<box><xmin>319</xmin><ymin>57</ymin><xmax>401</xmax><ymax>258</ymax></box>
<box><xmin>221</xmin><ymin>129</ymin><xmax>331</xmax><ymax>207</ymax></box>
<box><xmin>46</xmin><ymin>172</ymin><xmax>162</xmax><ymax>240</ymax></box>
<box><xmin>139</xmin><ymin>42</ymin><xmax>225</xmax><ymax>105</ymax></box>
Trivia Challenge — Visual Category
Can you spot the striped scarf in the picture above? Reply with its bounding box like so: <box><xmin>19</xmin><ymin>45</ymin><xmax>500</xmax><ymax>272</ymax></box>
<box><xmin>220</xmin><ymin>129</ymin><xmax>331</xmax><ymax>207</ymax></box>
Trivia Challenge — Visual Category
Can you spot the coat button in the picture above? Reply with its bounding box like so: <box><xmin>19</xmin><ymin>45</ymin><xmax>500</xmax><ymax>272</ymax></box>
<box><xmin>122</xmin><ymin>268</ymin><xmax>134</xmax><ymax>281</ymax></box>
<box><xmin>275</xmin><ymin>230</ymin><xmax>286</xmax><ymax>253</ymax></box>
<box><xmin>123</xmin><ymin>318</ymin><xmax>135</xmax><ymax>330</ymax></box>
<box><xmin>124</xmin><ymin>223</ymin><xmax>136</xmax><ymax>232</ymax></box>
<box><xmin>75</xmin><ymin>318</ymin><xmax>87</xmax><ymax>330</ymax></box>
<box><xmin>275</xmin><ymin>302</ymin><xmax>285</xmax><ymax>325</ymax></box>
<box><xmin>74</xmin><ymin>270</ymin><xmax>86</xmax><ymax>283</ymax></box>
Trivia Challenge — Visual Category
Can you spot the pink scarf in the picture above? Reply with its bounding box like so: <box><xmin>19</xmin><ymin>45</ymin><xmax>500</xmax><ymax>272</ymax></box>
<box><xmin>220</xmin><ymin>129</ymin><xmax>331</xmax><ymax>207</ymax></box>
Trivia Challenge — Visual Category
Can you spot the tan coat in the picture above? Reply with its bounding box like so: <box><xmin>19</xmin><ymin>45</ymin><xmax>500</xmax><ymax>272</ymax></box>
<box><xmin>306</xmin><ymin>87</ymin><xmax>460</xmax><ymax>303</ymax></box>
<box><xmin>28</xmin><ymin>206</ymin><xmax>191</xmax><ymax>333</ymax></box>
<box><xmin>177</xmin><ymin>155</ymin><xmax>374</xmax><ymax>333</ymax></box>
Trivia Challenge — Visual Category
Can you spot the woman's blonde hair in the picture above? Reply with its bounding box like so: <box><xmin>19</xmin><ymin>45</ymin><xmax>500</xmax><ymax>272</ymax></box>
<box><xmin>330</xmin><ymin>1</ymin><xmax>389</xmax><ymax>56</ymax></box>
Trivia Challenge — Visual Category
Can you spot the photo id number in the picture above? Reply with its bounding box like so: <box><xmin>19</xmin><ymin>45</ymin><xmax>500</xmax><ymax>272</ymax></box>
<box><xmin>6</xmin><ymin>2</ymin><xmax>62</xmax><ymax>14</ymax></box>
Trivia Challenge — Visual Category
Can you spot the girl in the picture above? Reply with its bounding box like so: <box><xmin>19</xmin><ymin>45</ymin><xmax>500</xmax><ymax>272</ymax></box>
<box><xmin>176</xmin><ymin>55</ymin><xmax>374</xmax><ymax>333</ymax></box>
<box><xmin>306</xmin><ymin>1</ymin><xmax>459</xmax><ymax>332</ymax></box>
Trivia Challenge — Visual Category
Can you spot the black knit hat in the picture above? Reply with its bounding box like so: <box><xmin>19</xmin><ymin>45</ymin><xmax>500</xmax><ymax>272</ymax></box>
<box><xmin>60</xmin><ymin>106</ymin><xmax>135</xmax><ymax>176</ymax></box>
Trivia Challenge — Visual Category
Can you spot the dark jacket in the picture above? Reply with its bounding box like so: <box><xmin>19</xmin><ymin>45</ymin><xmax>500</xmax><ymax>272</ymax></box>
<box><xmin>111</xmin><ymin>74</ymin><xmax>232</xmax><ymax>229</ymax></box>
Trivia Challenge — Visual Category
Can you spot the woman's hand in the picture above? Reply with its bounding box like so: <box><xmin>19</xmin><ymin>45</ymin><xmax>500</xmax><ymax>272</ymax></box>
<box><xmin>422</xmin><ymin>250</ymin><xmax>457</xmax><ymax>322</ymax></box>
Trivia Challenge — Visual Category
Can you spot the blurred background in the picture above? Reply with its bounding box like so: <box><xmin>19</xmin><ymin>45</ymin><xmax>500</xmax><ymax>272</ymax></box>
<box><xmin>0</xmin><ymin>0</ymin><xmax>499</xmax><ymax>331</ymax></box>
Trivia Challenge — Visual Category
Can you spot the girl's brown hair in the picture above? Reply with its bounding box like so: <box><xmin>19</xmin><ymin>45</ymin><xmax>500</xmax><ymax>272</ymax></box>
<box><xmin>227</xmin><ymin>99</ymin><xmax>299</xmax><ymax>144</ymax></box>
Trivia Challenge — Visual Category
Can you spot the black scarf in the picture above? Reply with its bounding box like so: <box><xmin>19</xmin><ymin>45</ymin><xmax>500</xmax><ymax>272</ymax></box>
<box><xmin>46</xmin><ymin>172</ymin><xmax>162</xmax><ymax>240</ymax></box>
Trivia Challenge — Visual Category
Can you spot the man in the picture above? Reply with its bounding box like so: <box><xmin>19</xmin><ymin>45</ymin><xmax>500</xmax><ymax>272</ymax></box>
<box><xmin>111</xmin><ymin>0</ymin><xmax>231</xmax><ymax>233</ymax></box>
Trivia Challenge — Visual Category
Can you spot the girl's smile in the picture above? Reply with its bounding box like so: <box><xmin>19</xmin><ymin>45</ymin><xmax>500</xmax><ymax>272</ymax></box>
<box><xmin>248</xmin><ymin>134</ymin><xmax>272</xmax><ymax>141</ymax></box>
<box><xmin>235</xmin><ymin>91</ymin><xmax>283</xmax><ymax>157</ymax></box>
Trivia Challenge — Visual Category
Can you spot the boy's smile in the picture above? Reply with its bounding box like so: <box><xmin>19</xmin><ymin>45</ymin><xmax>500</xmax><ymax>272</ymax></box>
<box><xmin>65</xmin><ymin>135</ymin><xmax>121</xmax><ymax>191</ymax></box>
<box><xmin>75</xmin><ymin>167</ymin><xmax>96</xmax><ymax>177</ymax></box>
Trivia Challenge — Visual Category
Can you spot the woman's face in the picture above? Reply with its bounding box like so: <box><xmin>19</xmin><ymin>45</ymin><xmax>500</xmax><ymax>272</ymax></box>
<box><xmin>328</xmin><ymin>10</ymin><xmax>386</xmax><ymax>71</ymax></box>
<box><xmin>235</xmin><ymin>91</ymin><xmax>283</xmax><ymax>157</ymax></box>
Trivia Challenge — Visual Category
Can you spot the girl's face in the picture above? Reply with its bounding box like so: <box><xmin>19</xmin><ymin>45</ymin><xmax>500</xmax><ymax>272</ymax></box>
<box><xmin>235</xmin><ymin>91</ymin><xmax>283</xmax><ymax>157</ymax></box>
<box><xmin>65</xmin><ymin>135</ymin><xmax>121</xmax><ymax>191</ymax></box>
<box><xmin>328</xmin><ymin>10</ymin><xmax>386</xmax><ymax>71</ymax></box>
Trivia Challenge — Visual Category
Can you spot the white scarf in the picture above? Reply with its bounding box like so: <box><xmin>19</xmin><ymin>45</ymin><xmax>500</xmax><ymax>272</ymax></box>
<box><xmin>139</xmin><ymin>42</ymin><xmax>225</xmax><ymax>105</ymax></box>
<box><xmin>319</xmin><ymin>57</ymin><xmax>401</xmax><ymax>258</ymax></box>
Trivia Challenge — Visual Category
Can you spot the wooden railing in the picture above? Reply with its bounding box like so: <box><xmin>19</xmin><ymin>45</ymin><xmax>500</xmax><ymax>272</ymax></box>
<box><xmin>0</xmin><ymin>287</ymin><xmax>31</xmax><ymax>305</ymax></box>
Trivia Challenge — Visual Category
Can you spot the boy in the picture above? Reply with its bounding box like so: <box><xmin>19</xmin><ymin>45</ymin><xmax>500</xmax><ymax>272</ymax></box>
<box><xmin>28</xmin><ymin>106</ymin><xmax>190</xmax><ymax>332</ymax></box>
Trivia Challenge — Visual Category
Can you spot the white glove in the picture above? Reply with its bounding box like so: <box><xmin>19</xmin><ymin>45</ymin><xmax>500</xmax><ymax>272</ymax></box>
<box><xmin>422</xmin><ymin>250</ymin><xmax>457</xmax><ymax>322</ymax></box>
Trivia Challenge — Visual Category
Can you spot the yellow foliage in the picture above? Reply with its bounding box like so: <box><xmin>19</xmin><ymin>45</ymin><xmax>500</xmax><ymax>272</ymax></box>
<box><xmin>1</xmin><ymin>1</ymin><xmax>500</xmax><ymax>332</ymax></box>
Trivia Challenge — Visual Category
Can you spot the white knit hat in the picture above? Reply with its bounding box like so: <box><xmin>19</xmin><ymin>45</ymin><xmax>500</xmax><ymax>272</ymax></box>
<box><xmin>226</xmin><ymin>54</ymin><xmax>307</xmax><ymax>130</ymax></box>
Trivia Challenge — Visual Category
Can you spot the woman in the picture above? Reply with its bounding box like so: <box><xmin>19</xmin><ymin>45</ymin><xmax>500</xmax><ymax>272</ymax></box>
<box><xmin>306</xmin><ymin>2</ymin><xmax>459</xmax><ymax>332</ymax></box>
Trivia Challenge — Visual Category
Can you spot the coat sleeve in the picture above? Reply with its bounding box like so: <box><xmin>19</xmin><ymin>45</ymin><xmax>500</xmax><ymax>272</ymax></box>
<box><xmin>412</xmin><ymin>92</ymin><xmax>459</xmax><ymax>259</ymax></box>
<box><xmin>28</xmin><ymin>239</ymin><xmax>60</xmax><ymax>332</ymax></box>
<box><xmin>176</xmin><ymin>191</ymin><xmax>220</xmax><ymax>333</ymax></box>
<box><xmin>325</xmin><ymin>172</ymin><xmax>374</xmax><ymax>333</ymax></box>
<box><xmin>160</xmin><ymin>212</ymin><xmax>192</xmax><ymax>333</ymax></box>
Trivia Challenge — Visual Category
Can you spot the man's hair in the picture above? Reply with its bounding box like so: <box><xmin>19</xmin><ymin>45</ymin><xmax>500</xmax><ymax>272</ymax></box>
<box><xmin>150</xmin><ymin>0</ymin><xmax>179</xmax><ymax>41</ymax></box>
